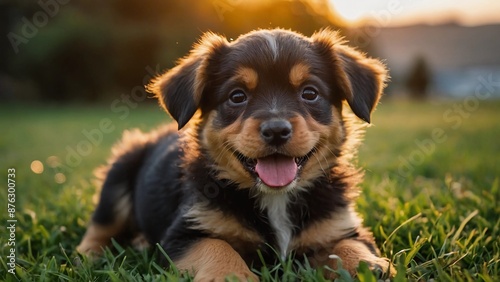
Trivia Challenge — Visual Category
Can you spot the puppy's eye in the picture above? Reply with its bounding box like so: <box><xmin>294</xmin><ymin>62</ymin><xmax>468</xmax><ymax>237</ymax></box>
<box><xmin>229</xmin><ymin>90</ymin><xmax>247</xmax><ymax>104</ymax></box>
<box><xmin>301</xmin><ymin>87</ymin><xmax>319</xmax><ymax>102</ymax></box>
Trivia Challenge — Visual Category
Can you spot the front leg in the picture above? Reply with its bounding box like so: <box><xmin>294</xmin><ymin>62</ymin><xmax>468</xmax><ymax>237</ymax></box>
<box><xmin>308</xmin><ymin>238</ymin><xmax>395</xmax><ymax>279</ymax></box>
<box><xmin>174</xmin><ymin>238</ymin><xmax>259</xmax><ymax>282</ymax></box>
<box><xmin>328</xmin><ymin>239</ymin><xmax>395</xmax><ymax>278</ymax></box>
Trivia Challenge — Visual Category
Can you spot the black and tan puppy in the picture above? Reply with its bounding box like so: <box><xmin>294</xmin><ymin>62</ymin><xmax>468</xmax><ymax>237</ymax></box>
<box><xmin>77</xmin><ymin>29</ymin><xmax>394</xmax><ymax>280</ymax></box>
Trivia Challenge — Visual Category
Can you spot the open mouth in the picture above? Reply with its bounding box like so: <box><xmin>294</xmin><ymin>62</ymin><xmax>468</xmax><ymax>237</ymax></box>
<box><xmin>235</xmin><ymin>150</ymin><xmax>314</xmax><ymax>189</ymax></box>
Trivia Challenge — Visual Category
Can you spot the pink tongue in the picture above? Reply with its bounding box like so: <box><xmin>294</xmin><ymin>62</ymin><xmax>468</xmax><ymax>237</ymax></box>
<box><xmin>255</xmin><ymin>155</ymin><xmax>297</xmax><ymax>188</ymax></box>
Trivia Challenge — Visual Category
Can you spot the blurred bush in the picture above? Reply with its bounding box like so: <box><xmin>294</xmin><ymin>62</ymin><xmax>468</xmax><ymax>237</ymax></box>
<box><xmin>405</xmin><ymin>56</ymin><xmax>432</xmax><ymax>100</ymax></box>
<box><xmin>1</xmin><ymin>0</ymin><xmax>342</xmax><ymax>103</ymax></box>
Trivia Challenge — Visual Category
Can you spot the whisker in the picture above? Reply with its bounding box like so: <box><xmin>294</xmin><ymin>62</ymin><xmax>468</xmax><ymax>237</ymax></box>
<box><xmin>310</xmin><ymin>139</ymin><xmax>339</xmax><ymax>175</ymax></box>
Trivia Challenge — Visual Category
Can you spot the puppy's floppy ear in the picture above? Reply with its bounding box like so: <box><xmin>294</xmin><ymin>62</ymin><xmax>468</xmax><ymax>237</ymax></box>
<box><xmin>312</xmin><ymin>29</ymin><xmax>388</xmax><ymax>123</ymax></box>
<box><xmin>147</xmin><ymin>32</ymin><xmax>228</xmax><ymax>129</ymax></box>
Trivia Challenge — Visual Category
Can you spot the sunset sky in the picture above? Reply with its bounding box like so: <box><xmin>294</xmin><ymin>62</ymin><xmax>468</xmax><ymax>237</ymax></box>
<box><xmin>330</xmin><ymin>0</ymin><xmax>500</xmax><ymax>26</ymax></box>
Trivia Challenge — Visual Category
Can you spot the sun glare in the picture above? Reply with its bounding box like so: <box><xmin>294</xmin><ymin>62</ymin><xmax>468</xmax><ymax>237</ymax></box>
<box><xmin>330</xmin><ymin>0</ymin><xmax>382</xmax><ymax>24</ymax></box>
<box><xmin>332</xmin><ymin>1</ymin><xmax>366</xmax><ymax>22</ymax></box>
<box><xmin>331</xmin><ymin>0</ymin><xmax>500</xmax><ymax>27</ymax></box>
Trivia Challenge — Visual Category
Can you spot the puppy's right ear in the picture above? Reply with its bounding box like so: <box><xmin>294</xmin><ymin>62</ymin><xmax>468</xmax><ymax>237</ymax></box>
<box><xmin>147</xmin><ymin>33</ymin><xmax>228</xmax><ymax>129</ymax></box>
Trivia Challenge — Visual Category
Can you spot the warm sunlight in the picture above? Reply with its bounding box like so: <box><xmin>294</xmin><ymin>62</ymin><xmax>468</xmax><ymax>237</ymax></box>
<box><xmin>331</xmin><ymin>0</ymin><xmax>380</xmax><ymax>23</ymax></box>
<box><xmin>330</xmin><ymin>0</ymin><xmax>500</xmax><ymax>26</ymax></box>
<box><xmin>335</xmin><ymin>7</ymin><xmax>362</xmax><ymax>22</ymax></box>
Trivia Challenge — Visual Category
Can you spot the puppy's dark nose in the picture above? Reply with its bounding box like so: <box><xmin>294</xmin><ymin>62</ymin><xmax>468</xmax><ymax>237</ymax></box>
<box><xmin>260</xmin><ymin>119</ymin><xmax>292</xmax><ymax>146</ymax></box>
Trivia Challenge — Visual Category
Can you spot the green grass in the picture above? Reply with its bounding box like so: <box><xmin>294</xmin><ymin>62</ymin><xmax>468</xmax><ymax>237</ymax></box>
<box><xmin>1</xmin><ymin>99</ymin><xmax>499</xmax><ymax>281</ymax></box>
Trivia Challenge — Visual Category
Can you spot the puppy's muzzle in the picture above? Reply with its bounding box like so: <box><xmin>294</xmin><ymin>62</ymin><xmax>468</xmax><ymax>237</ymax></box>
<box><xmin>259</xmin><ymin>118</ymin><xmax>292</xmax><ymax>146</ymax></box>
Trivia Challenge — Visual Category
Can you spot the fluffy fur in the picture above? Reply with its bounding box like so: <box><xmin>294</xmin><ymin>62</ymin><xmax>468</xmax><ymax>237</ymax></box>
<box><xmin>77</xmin><ymin>28</ymin><xmax>395</xmax><ymax>281</ymax></box>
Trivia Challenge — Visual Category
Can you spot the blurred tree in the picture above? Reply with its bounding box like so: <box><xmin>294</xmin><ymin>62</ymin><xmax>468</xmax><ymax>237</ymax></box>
<box><xmin>405</xmin><ymin>56</ymin><xmax>432</xmax><ymax>100</ymax></box>
<box><xmin>7</xmin><ymin>6</ymin><xmax>114</xmax><ymax>101</ymax></box>
<box><xmin>2</xmin><ymin>0</ymin><xmax>344</xmax><ymax>103</ymax></box>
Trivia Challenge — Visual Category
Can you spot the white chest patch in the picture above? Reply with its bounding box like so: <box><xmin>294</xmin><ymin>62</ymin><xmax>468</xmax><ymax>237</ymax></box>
<box><xmin>259</xmin><ymin>193</ymin><xmax>293</xmax><ymax>259</ymax></box>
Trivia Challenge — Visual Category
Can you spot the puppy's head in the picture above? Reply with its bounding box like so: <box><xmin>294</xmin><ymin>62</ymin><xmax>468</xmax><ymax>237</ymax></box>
<box><xmin>149</xmin><ymin>29</ymin><xmax>387</xmax><ymax>194</ymax></box>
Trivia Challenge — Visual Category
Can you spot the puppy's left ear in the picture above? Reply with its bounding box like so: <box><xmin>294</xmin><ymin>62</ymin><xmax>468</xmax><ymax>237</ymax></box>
<box><xmin>312</xmin><ymin>30</ymin><xmax>388</xmax><ymax>123</ymax></box>
<box><xmin>147</xmin><ymin>32</ymin><xmax>229</xmax><ymax>129</ymax></box>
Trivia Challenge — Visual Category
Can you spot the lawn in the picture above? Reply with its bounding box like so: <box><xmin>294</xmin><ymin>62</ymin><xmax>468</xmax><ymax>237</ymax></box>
<box><xmin>0</xmin><ymin>99</ymin><xmax>499</xmax><ymax>281</ymax></box>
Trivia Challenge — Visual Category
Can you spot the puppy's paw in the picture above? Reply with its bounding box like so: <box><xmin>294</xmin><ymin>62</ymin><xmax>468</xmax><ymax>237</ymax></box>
<box><xmin>326</xmin><ymin>239</ymin><xmax>396</xmax><ymax>278</ymax></box>
<box><xmin>367</xmin><ymin>256</ymin><xmax>396</xmax><ymax>277</ymax></box>
<box><xmin>175</xmin><ymin>238</ymin><xmax>259</xmax><ymax>282</ymax></box>
<box><xmin>77</xmin><ymin>223</ymin><xmax>116</xmax><ymax>257</ymax></box>
<box><xmin>76</xmin><ymin>239</ymin><xmax>104</xmax><ymax>257</ymax></box>
<box><xmin>194</xmin><ymin>268</ymin><xmax>259</xmax><ymax>282</ymax></box>
<box><xmin>344</xmin><ymin>255</ymin><xmax>395</xmax><ymax>278</ymax></box>
<box><xmin>74</xmin><ymin>239</ymin><xmax>105</xmax><ymax>267</ymax></box>
<box><xmin>131</xmin><ymin>233</ymin><xmax>150</xmax><ymax>251</ymax></box>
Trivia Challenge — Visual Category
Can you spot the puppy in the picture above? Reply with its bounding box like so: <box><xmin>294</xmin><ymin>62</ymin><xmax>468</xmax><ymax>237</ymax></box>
<box><xmin>77</xmin><ymin>28</ymin><xmax>394</xmax><ymax>280</ymax></box>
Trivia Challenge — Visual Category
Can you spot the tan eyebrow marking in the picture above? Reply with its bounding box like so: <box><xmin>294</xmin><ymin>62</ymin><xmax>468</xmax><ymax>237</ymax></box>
<box><xmin>289</xmin><ymin>63</ymin><xmax>310</xmax><ymax>88</ymax></box>
<box><xmin>234</xmin><ymin>67</ymin><xmax>258</xmax><ymax>90</ymax></box>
